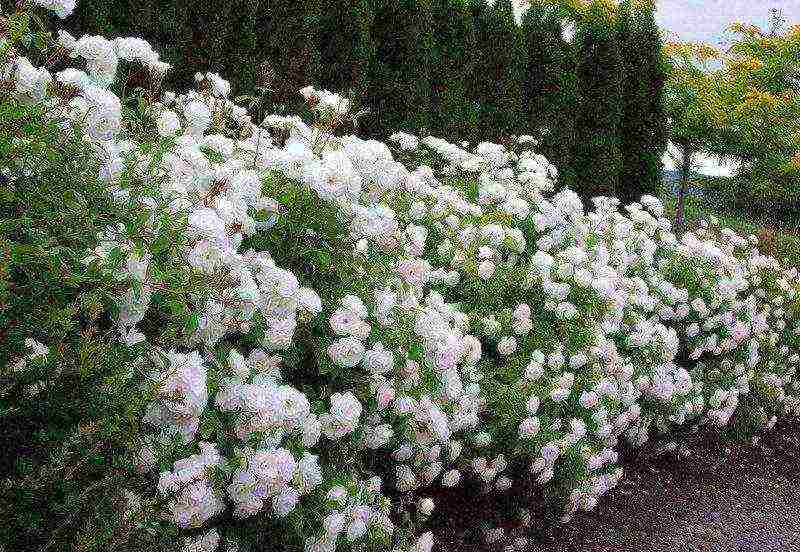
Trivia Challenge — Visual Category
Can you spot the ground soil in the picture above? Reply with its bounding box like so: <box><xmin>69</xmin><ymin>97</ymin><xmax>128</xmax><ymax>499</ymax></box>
<box><xmin>431</xmin><ymin>422</ymin><xmax>800</xmax><ymax>552</ymax></box>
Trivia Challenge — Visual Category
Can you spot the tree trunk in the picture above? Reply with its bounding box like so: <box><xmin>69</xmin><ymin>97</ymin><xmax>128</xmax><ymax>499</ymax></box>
<box><xmin>674</xmin><ymin>143</ymin><xmax>692</xmax><ymax>237</ymax></box>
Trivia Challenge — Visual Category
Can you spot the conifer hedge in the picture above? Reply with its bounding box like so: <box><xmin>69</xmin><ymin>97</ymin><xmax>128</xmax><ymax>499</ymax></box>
<box><xmin>66</xmin><ymin>0</ymin><xmax>668</xmax><ymax>203</ymax></box>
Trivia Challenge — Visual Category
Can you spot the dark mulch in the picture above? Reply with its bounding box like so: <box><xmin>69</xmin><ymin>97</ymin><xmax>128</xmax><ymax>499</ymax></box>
<box><xmin>431</xmin><ymin>422</ymin><xmax>800</xmax><ymax>552</ymax></box>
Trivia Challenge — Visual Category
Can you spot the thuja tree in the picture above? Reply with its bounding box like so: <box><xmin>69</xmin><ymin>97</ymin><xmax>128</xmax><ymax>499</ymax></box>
<box><xmin>317</xmin><ymin>0</ymin><xmax>374</xmax><ymax>99</ymax></box>
<box><xmin>472</xmin><ymin>0</ymin><xmax>526</xmax><ymax>139</ymax></box>
<box><xmin>65</xmin><ymin>0</ymin><xmax>259</xmax><ymax>94</ymax></box>
<box><xmin>571</xmin><ymin>0</ymin><xmax>624</xmax><ymax>202</ymax></box>
<box><xmin>429</xmin><ymin>0</ymin><xmax>479</xmax><ymax>139</ymax></box>
<box><xmin>186</xmin><ymin>0</ymin><xmax>258</xmax><ymax>85</ymax></box>
<box><xmin>261</xmin><ymin>0</ymin><xmax>322</xmax><ymax>111</ymax></box>
<box><xmin>65</xmin><ymin>0</ymin><xmax>115</xmax><ymax>35</ymax></box>
<box><xmin>616</xmin><ymin>0</ymin><xmax>668</xmax><ymax>206</ymax></box>
<box><xmin>222</xmin><ymin>0</ymin><xmax>261</xmax><ymax>97</ymax></box>
<box><xmin>364</xmin><ymin>0</ymin><xmax>434</xmax><ymax>137</ymax></box>
<box><xmin>467</xmin><ymin>0</ymin><xmax>490</xmax><ymax>123</ymax></box>
<box><xmin>521</xmin><ymin>2</ymin><xmax>578</xmax><ymax>173</ymax></box>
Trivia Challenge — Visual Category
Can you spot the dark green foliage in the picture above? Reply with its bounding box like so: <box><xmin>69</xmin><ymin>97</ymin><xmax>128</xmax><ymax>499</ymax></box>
<box><xmin>429</xmin><ymin>0</ymin><xmax>479</xmax><ymax>139</ymax></box>
<box><xmin>63</xmin><ymin>0</ymin><xmax>201</xmax><ymax>92</ymax></box>
<box><xmin>317</xmin><ymin>0</ymin><xmax>375</xmax><ymax>98</ymax></box>
<box><xmin>67</xmin><ymin>0</ymin><xmax>116</xmax><ymax>35</ymax></box>
<box><xmin>520</xmin><ymin>2</ymin><xmax>579</xmax><ymax>180</ymax></box>
<box><xmin>261</xmin><ymin>0</ymin><xmax>323</xmax><ymax>110</ymax></box>
<box><xmin>571</xmin><ymin>1</ymin><xmax>624</xmax><ymax>202</ymax></box>
<box><xmin>66</xmin><ymin>0</ymin><xmax>666</xmax><ymax>185</ymax></box>
<box><xmin>65</xmin><ymin>1</ymin><xmax>321</xmax><ymax>107</ymax></box>
<box><xmin>617</xmin><ymin>0</ymin><xmax>668</xmax><ymax>205</ymax></box>
<box><xmin>466</xmin><ymin>0</ymin><xmax>489</xmax><ymax>103</ymax></box>
<box><xmin>471</xmin><ymin>0</ymin><xmax>526</xmax><ymax>139</ymax></box>
<box><xmin>222</xmin><ymin>0</ymin><xmax>262</xmax><ymax>97</ymax></box>
<box><xmin>0</xmin><ymin>99</ymin><xmax>163</xmax><ymax>551</ymax></box>
<box><xmin>363</xmin><ymin>0</ymin><xmax>434</xmax><ymax>136</ymax></box>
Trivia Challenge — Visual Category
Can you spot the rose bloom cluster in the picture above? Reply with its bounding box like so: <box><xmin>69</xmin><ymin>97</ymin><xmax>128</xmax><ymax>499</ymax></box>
<box><xmin>7</xmin><ymin>3</ymin><xmax>800</xmax><ymax>552</ymax></box>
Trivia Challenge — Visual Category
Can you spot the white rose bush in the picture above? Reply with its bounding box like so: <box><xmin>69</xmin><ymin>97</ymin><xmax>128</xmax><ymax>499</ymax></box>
<box><xmin>3</xmin><ymin>2</ymin><xmax>800</xmax><ymax>551</ymax></box>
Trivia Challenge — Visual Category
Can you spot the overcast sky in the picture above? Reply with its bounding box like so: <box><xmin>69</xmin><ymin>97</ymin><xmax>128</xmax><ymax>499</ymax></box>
<box><xmin>508</xmin><ymin>1</ymin><xmax>800</xmax><ymax>45</ymax></box>
<box><xmin>655</xmin><ymin>1</ymin><xmax>800</xmax><ymax>46</ymax></box>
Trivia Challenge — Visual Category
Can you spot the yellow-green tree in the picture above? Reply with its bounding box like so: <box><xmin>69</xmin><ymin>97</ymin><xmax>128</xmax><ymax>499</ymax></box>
<box><xmin>664</xmin><ymin>17</ymin><xmax>800</xmax><ymax>233</ymax></box>
<box><xmin>663</xmin><ymin>41</ymin><xmax>728</xmax><ymax>235</ymax></box>
<box><xmin>716</xmin><ymin>20</ymin><xmax>800</xmax><ymax>214</ymax></box>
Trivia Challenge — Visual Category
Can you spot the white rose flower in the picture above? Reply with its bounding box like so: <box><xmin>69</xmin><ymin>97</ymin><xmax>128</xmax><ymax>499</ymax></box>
<box><xmin>327</xmin><ymin>337</ymin><xmax>365</xmax><ymax>368</ymax></box>
<box><xmin>417</xmin><ymin>497</ymin><xmax>435</xmax><ymax>516</ymax></box>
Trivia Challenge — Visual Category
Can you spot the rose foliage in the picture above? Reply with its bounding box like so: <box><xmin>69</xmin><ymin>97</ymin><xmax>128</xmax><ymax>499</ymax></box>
<box><xmin>3</xmin><ymin>2</ymin><xmax>800</xmax><ymax>552</ymax></box>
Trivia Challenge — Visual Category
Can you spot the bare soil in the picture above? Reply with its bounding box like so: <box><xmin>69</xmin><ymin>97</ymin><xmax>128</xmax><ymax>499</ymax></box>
<box><xmin>431</xmin><ymin>422</ymin><xmax>800</xmax><ymax>552</ymax></box>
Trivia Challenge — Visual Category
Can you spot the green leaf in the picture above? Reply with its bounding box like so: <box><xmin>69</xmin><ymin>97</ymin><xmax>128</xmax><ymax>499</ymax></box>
<box><xmin>306</xmin><ymin>248</ymin><xmax>331</xmax><ymax>271</ymax></box>
<box><xmin>130</xmin><ymin>279</ymin><xmax>143</xmax><ymax>301</ymax></box>
<box><xmin>185</xmin><ymin>312</ymin><xmax>199</xmax><ymax>334</ymax></box>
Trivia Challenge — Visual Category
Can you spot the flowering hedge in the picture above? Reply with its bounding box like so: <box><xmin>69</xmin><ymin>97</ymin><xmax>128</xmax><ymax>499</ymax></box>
<box><xmin>3</xmin><ymin>2</ymin><xmax>800</xmax><ymax>552</ymax></box>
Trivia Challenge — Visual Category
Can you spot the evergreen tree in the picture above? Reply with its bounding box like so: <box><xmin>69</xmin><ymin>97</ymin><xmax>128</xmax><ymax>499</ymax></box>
<box><xmin>365</xmin><ymin>0</ymin><xmax>434</xmax><ymax>137</ymax></box>
<box><xmin>66</xmin><ymin>0</ymin><xmax>116</xmax><ymax>37</ymax></box>
<box><xmin>572</xmin><ymin>0</ymin><xmax>624</xmax><ymax>203</ymax></box>
<box><xmin>520</xmin><ymin>2</ymin><xmax>576</xmax><ymax>166</ymax></box>
<box><xmin>617</xmin><ymin>0</ymin><xmax>668</xmax><ymax>205</ymax></box>
<box><xmin>317</xmin><ymin>0</ymin><xmax>374</xmax><ymax>99</ymax></box>
<box><xmin>262</xmin><ymin>1</ymin><xmax>323</xmax><ymax>111</ymax></box>
<box><xmin>472</xmin><ymin>0</ymin><xmax>525</xmax><ymax>139</ymax></box>
<box><xmin>161</xmin><ymin>0</ymin><xmax>247</xmax><ymax>93</ymax></box>
<box><xmin>430</xmin><ymin>0</ymin><xmax>478</xmax><ymax>139</ymax></box>
<box><xmin>467</xmin><ymin>0</ymin><xmax>490</xmax><ymax>137</ymax></box>
<box><xmin>144</xmin><ymin>0</ymin><xmax>195</xmax><ymax>91</ymax></box>
<box><xmin>67</xmin><ymin>0</ymin><xmax>197</xmax><ymax>91</ymax></box>
<box><xmin>228</xmin><ymin>0</ymin><xmax>261</xmax><ymax>96</ymax></box>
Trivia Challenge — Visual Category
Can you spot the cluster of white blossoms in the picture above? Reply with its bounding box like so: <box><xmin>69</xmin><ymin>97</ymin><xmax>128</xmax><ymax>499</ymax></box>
<box><xmin>8</xmin><ymin>3</ymin><xmax>800</xmax><ymax>552</ymax></box>
<box><xmin>141</xmin><ymin>350</ymin><xmax>209</xmax><ymax>443</ymax></box>
<box><xmin>12</xmin><ymin>57</ymin><xmax>53</xmax><ymax>100</ymax></box>
<box><xmin>307</xmin><ymin>479</ymin><xmax>398</xmax><ymax>551</ymax></box>
<box><xmin>5</xmin><ymin>338</ymin><xmax>56</xmax><ymax>398</ymax></box>
<box><xmin>225</xmin><ymin>447</ymin><xmax>319</xmax><ymax>518</ymax></box>
<box><xmin>299</xmin><ymin>86</ymin><xmax>352</xmax><ymax>119</ymax></box>
<box><xmin>157</xmin><ymin>442</ymin><xmax>227</xmax><ymax>529</ymax></box>
<box><xmin>32</xmin><ymin>0</ymin><xmax>76</xmax><ymax>19</ymax></box>
<box><xmin>389</xmin><ymin>132</ymin><xmax>421</xmax><ymax>152</ymax></box>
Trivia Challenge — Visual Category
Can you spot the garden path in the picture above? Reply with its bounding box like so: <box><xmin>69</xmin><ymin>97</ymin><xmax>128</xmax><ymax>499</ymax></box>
<box><xmin>532</xmin><ymin>424</ymin><xmax>800</xmax><ymax>552</ymax></box>
<box><xmin>434</xmin><ymin>423</ymin><xmax>800</xmax><ymax>552</ymax></box>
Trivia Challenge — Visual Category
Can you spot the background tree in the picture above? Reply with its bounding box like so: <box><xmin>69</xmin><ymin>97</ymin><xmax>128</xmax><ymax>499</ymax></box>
<box><xmin>521</xmin><ymin>1</ymin><xmax>578</xmax><ymax>177</ymax></box>
<box><xmin>616</xmin><ymin>0</ymin><xmax>668</xmax><ymax>206</ymax></box>
<box><xmin>467</xmin><ymin>0</ymin><xmax>490</xmax><ymax>136</ymax></box>
<box><xmin>713</xmin><ymin>20</ymin><xmax>800</xmax><ymax>216</ymax></box>
<box><xmin>364</xmin><ymin>0</ymin><xmax>434</xmax><ymax>137</ymax></box>
<box><xmin>472</xmin><ymin>0</ymin><xmax>526</xmax><ymax>139</ymax></box>
<box><xmin>66</xmin><ymin>0</ymin><xmax>115</xmax><ymax>35</ymax></box>
<box><xmin>430</xmin><ymin>0</ymin><xmax>479</xmax><ymax>139</ymax></box>
<box><xmin>261</xmin><ymin>1</ymin><xmax>322</xmax><ymax>111</ymax></box>
<box><xmin>663</xmin><ymin>41</ymin><xmax>731</xmax><ymax>235</ymax></box>
<box><xmin>317</xmin><ymin>0</ymin><xmax>374</xmax><ymax>99</ymax></box>
<box><xmin>571</xmin><ymin>0</ymin><xmax>624</xmax><ymax>202</ymax></box>
<box><xmin>63</xmin><ymin>0</ymin><xmax>670</xmax><ymax>165</ymax></box>
<box><xmin>226</xmin><ymin>0</ymin><xmax>262</xmax><ymax>97</ymax></box>
<box><xmin>664</xmin><ymin>20</ymin><xmax>800</xmax><ymax>233</ymax></box>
